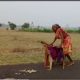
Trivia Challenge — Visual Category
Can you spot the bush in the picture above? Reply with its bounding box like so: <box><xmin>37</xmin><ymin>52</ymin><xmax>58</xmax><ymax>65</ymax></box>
<box><xmin>21</xmin><ymin>27</ymin><xmax>52</xmax><ymax>33</ymax></box>
<box><xmin>78</xmin><ymin>27</ymin><xmax>80</xmax><ymax>33</ymax></box>
<box><xmin>66</xmin><ymin>29</ymin><xmax>80</xmax><ymax>33</ymax></box>
<box><xmin>0</xmin><ymin>24</ymin><xmax>2</xmax><ymax>27</ymax></box>
<box><xmin>8</xmin><ymin>22</ymin><xmax>16</xmax><ymax>30</ymax></box>
<box><xmin>21</xmin><ymin>23</ymin><xmax>30</xmax><ymax>29</ymax></box>
<box><xmin>20</xmin><ymin>26</ymin><xmax>80</xmax><ymax>33</ymax></box>
<box><xmin>42</xmin><ymin>28</ymin><xmax>52</xmax><ymax>32</ymax></box>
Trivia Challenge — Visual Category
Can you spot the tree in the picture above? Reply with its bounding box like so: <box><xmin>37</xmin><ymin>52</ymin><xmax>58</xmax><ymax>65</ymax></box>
<box><xmin>78</xmin><ymin>27</ymin><xmax>80</xmax><ymax>33</ymax></box>
<box><xmin>37</xmin><ymin>26</ymin><xmax>40</xmax><ymax>29</ymax></box>
<box><xmin>21</xmin><ymin>23</ymin><xmax>30</xmax><ymax>29</ymax></box>
<box><xmin>8</xmin><ymin>22</ymin><xmax>16</xmax><ymax>30</ymax></box>
<box><xmin>0</xmin><ymin>24</ymin><xmax>2</xmax><ymax>27</ymax></box>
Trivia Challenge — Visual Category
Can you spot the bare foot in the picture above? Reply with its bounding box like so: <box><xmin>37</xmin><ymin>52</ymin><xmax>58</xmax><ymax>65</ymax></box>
<box><xmin>44</xmin><ymin>66</ymin><xmax>50</xmax><ymax>69</ymax></box>
<box><xmin>67</xmin><ymin>62</ymin><xmax>74</xmax><ymax>66</ymax></box>
<box><xmin>62</xmin><ymin>62</ymin><xmax>67</xmax><ymax>70</ymax></box>
<box><xmin>47</xmin><ymin>68</ymin><xmax>52</xmax><ymax>71</ymax></box>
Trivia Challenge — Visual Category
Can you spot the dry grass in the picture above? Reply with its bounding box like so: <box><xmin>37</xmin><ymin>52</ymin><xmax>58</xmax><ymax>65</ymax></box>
<box><xmin>0</xmin><ymin>29</ymin><xmax>80</xmax><ymax>65</ymax></box>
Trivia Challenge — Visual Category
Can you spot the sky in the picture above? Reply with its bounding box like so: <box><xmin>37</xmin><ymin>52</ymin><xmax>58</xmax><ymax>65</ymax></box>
<box><xmin>0</xmin><ymin>1</ymin><xmax>80</xmax><ymax>28</ymax></box>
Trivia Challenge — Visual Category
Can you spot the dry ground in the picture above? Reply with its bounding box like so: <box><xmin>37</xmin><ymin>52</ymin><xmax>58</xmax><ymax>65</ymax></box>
<box><xmin>0</xmin><ymin>29</ymin><xmax>80</xmax><ymax>65</ymax></box>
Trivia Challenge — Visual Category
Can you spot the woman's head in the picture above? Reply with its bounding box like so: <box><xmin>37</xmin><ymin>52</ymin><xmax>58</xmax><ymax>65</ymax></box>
<box><xmin>52</xmin><ymin>24</ymin><xmax>61</xmax><ymax>33</ymax></box>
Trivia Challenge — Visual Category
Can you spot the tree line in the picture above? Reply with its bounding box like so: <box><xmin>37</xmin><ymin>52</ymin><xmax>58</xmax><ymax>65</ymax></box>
<box><xmin>0</xmin><ymin>22</ymin><xmax>80</xmax><ymax>33</ymax></box>
<box><xmin>8</xmin><ymin>22</ymin><xmax>30</xmax><ymax>30</ymax></box>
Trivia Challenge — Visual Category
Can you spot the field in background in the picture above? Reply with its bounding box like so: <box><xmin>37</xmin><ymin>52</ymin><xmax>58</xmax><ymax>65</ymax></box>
<box><xmin>0</xmin><ymin>29</ymin><xmax>80</xmax><ymax>65</ymax></box>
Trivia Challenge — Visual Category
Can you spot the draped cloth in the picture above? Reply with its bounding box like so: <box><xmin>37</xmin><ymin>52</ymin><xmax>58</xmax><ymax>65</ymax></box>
<box><xmin>48</xmin><ymin>46</ymin><xmax>64</xmax><ymax>62</ymax></box>
<box><xmin>55</xmin><ymin>28</ymin><xmax>72</xmax><ymax>54</ymax></box>
<box><xmin>44</xmin><ymin>46</ymin><xmax>64</xmax><ymax>66</ymax></box>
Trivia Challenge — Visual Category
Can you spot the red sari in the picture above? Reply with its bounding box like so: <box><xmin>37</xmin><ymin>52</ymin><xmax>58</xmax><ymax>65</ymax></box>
<box><xmin>55</xmin><ymin>28</ymin><xmax>72</xmax><ymax>55</ymax></box>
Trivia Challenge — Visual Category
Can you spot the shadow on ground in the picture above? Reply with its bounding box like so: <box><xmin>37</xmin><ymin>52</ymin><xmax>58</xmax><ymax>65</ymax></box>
<box><xmin>0</xmin><ymin>60</ymin><xmax>80</xmax><ymax>79</ymax></box>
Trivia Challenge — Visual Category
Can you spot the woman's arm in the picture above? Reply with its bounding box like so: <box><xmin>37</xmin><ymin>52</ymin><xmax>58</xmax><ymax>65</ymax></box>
<box><xmin>51</xmin><ymin>30</ymin><xmax>64</xmax><ymax>47</ymax></box>
<box><xmin>50</xmin><ymin>37</ymin><xmax>57</xmax><ymax>45</ymax></box>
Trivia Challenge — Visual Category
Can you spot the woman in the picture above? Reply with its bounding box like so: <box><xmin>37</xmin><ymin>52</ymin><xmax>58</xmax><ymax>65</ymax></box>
<box><xmin>51</xmin><ymin>24</ymin><xmax>74</xmax><ymax>68</ymax></box>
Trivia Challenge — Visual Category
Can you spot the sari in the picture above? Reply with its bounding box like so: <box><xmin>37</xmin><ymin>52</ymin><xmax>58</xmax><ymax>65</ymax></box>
<box><xmin>44</xmin><ymin>46</ymin><xmax>63</xmax><ymax>67</ymax></box>
<box><xmin>55</xmin><ymin>28</ymin><xmax>72</xmax><ymax>55</ymax></box>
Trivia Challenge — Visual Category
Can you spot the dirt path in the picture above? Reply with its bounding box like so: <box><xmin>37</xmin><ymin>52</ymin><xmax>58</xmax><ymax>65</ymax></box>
<box><xmin>0</xmin><ymin>60</ymin><xmax>80</xmax><ymax>79</ymax></box>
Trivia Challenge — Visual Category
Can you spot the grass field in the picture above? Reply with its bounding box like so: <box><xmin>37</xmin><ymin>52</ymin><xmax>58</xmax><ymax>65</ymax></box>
<box><xmin>0</xmin><ymin>29</ymin><xmax>80</xmax><ymax>65</ymax></box>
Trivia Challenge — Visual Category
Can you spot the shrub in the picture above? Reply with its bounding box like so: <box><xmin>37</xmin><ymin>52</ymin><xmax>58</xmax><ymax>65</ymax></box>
<box><xmin>21</xmin><ymin>23</ymin><xmax>30</xmax><ymax>29</ymax></box>
<box><xmin>8</xmin><ymin>22</ymin><xmax>16</xmax><ymax>30</ymax></box>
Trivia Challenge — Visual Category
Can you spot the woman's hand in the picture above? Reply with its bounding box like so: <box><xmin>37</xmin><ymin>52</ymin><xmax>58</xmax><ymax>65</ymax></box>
<box><xmin>50</xmin><ymin>43</ymin><xmax>53</xmax><ymax>46</ymax></box>
<box><xmin>49</xmin><ymin>42</ymin><xmax>54</xmax><ymax>47</ymax></box>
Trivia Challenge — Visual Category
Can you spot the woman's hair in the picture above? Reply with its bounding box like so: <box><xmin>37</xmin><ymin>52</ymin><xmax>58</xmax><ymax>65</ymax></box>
<box><xmin>52</xmin><ymin>24</ymin><xmax>61</xmax><ymax>32</ymax></box>
<box><xmin>52</xmin><ymin>24</ymin><xmax>61</xmax><ymax>29</ymax></box>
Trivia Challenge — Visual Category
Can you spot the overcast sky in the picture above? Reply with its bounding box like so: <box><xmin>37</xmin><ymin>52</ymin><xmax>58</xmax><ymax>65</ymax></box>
<box><xmin>0</xmin><ymin>1</ymin><xmax>80</xmax><ymax>28</ymax></box>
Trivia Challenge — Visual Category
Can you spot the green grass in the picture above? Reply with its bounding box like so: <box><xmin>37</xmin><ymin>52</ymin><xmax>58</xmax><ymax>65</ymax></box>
<box><xmin>20</xmin><ymin>27</ymin><xmax>80</xmax><ymax>33</ymax></box>
<box><xmin>66</xmin><ymin>29</ymin><xmax>80</xmax><ymax>33</ymax></box>
<box><xmin>21</xmin><ymin>28</ymin><xmax>52</xmax><ymax>33</ymax></box>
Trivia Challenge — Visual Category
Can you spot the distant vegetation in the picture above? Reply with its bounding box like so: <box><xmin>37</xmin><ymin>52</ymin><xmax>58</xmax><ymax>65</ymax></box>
<box><xmin>23</xmin><ymin>29</ymin><xmax>80</xmax><ymax>33</ymax></box>
<box><xmin>21</xmin><ymin>28</ymin><xmax>52</xmax><ymax>33</ymax></box>
<box><xmin>21</xmin><ymin>22</ymin><xmax>30</xmax><ymax>29</ymax></box>
<box><xmin>0</xmin><ymin>22</ymin><xmax>80</xmax><ymax>33</ymax></box>
<box><xmin>0</xmin><ymin>23</ymin><xmax>2</xmax><ymax>27</ymax></box>
<box><xmin>66</xmin><ymin>27</ymin><xmax>80</xmax><ymax>33</ymax></box>
<box><xmin>20</xmin><ymin>26</ymin><xmax>80</xmax><ymax>33</ymax></box>
<box><xmin>8</xmin><ymin>22</ymin><xmax>16</xmax><ymax>30</ymax></box>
